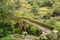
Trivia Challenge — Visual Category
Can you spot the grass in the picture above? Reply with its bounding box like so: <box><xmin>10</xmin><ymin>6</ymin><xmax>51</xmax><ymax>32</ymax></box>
<box><xmin>0</xmin><ymin>36</ymin><xmax>16</xmax><ymax>40</ymax></box>
<box><xmin>56</xmin><ymin>22</ymin><xmax>60</xmax><ymax>26</ymax></box>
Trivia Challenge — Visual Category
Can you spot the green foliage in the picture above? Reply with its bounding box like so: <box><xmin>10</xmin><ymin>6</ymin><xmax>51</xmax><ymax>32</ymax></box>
<box><xmin>40</xmin><ymin>33</ymin><xmax>50</xmax><ymax>40</ymax></box>
<box><xmin>47</xmin><ymin>19</ymin><xmax>56</xmax><ymax>26</ymax></box>
<box><xmin>14</xmin><ymin>28</ymin><xmax>22</xmax><ymax>34</ymax></box>
<box><xmin>28</xmin><ymin>0</ymin><xmax>34</xmax><ymax>6</ymax></box>
<box><xmin>42</xmin><ymin>14</ymin><xmax>50</xmax><ymax>19</ymax></box>
<box><xmin>42</xmin><ymin>1</ymin><xmax>53</xmax><ymax>7</ymax></box>
<box><xmin>55</xmin><ymin>26</ymin><xmax>60</xmax><ymax>32</ymax></box>
<box><xmin>0</xmin><ymin>28</ymin><xmax>3</xmax><ymax>33</ymax></box>
<box><xmin>24</xmin><ymin>22</ymin><xmax>32</xmax><ymax>34</ymax></box>
<box><xmin>14</xmin><ymin>0</ymin><xmax>21</xmax><ymax>10</ymax></box>
<box><xmin>55</xmin><ymin>22</ymin><xmax>60</xmax><ymax>32</ymax></box>
<box><xmin>0</xmin><ymin>21</ymin><xmax>14</xmax><ymax>38</ymax></box>
<box><xmin>30</xmin><ymin>6</ymin><xmax>39</xmax><ymax>15</ymax></box>
<box><xmin>0</xmin><ymin>0</ymin><xmax>21</xmax><ymax>20</ymax></box>
<box><xmin>0</xmin><ymin>36</ymin><xmax>16</xmax><ymax>40</ymax></box>
<box><xmin>24</xmin><ymin>22</ymin><xmax>42</xmax><ymax>36</ymax></box>
<box><xmin>27</xmin><ymin>0</ymin><xmax>53</xmax><ymax>7</ymax></box>
<box><xmin>0</xmin><ymin>0</ymin><xmax>60</xmax><ymax>39</ymax></box>
<box><xmin>30</xmin><ymin>25</ymin><xmax>42</xmax><ymax>36</ymax></box>
<box><xmin>53</xmin><ymin>6</ymin><xmax>60</xmax><ymax>15</ymax></box>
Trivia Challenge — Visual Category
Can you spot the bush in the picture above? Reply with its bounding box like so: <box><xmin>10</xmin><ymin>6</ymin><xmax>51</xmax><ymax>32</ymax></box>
<box><xmin>24</xmin><ymin>22</ymin><xmax>42</xmax><ymax>36</ymax></box>
<box><xmin>55</xmin><ymin>26</ymin><xmax>60</xmax><ymax>32</ymax></box>
<box><xmin>30</xmin><ymin>6</ymin><xmax>39</xmax><ymax>15</ymax></box>
<box><xmin>24</xmin><ymin>22</ymin><xmax>32</xmax><ymax>34</ymax></box>
<box><xmin>42</xmin><ymin>15</ymin><xmax>50</xmax><ymax>19</ymax></box>
<box><xmin>39</xmin><ymin>33</ymin><xmax>50</xmax><ymax>40</ymax></box>
<box><xmin>14</xmin><ymin>28</ymin><xmax>22</xmax><ymax>34</ymax></box>
<box><xmin>47</xmin><ymin>19</ymin><xmax>56</xmax><ymax>26</ymax></box>
<box><xmin>0</xmin><ymin>21</ymin><xmax>14</xmax><ymax>38</ymax></box>
<box><xmin>30</xmin><ymin>25</ymin><xmax>42</xmax><ymax>36</ymax></box>
<box><xmin>54</xmin><ymin>22</ymin><xmax>60</xmax><ymax>32</ymax></box>
<box><xmin>40</xmin><ymin>1</ymin><xmax>53</xmax><ymax>7</ymax></box>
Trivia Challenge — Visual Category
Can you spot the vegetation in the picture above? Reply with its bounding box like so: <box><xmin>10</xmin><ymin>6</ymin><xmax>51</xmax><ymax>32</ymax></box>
<box><xmin>0</xmin><ymin>36</ymin><xmax>16</xmax><ymax>40</ymax></box>
<box><xmin>0</xmin><ymin>0</ymin><xmax>60</xmax><ymax>40</ymax></box>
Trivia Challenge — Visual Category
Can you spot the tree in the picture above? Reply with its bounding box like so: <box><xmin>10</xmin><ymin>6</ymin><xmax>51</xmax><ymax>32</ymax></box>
<box><xmin>49</xmin><ymin>0</ymin><xmax>59</xmax><ymax>15</ymax></box>
<box><xmin>30</xmin><ymin>6</ymin><xmax>39</xmax><ymax>15</ymax></box>
<box><xmin>0</xmin><ymin>0</ymin><xmax>21</xmax><ymax>21</ymax></box>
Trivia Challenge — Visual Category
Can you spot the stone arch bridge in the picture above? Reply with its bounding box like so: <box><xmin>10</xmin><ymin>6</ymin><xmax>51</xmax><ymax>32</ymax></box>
<box><xmin>7</xmin><ymin>17</ymin><xmax>55</xmax><ymax>34</ymax></box>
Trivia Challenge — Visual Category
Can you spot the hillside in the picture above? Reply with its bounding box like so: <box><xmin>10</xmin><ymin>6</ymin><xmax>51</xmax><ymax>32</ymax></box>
<box><xmin>0</xmin><ymin>0</ymin><xmax>60</xmax><ymax>40</ymax></box>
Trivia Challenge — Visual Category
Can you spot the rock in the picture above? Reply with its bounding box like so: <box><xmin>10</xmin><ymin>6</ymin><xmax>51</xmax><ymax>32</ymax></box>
<box><xmin>22</xmin><ymin>31</ymin><xmax>28</xmax><ymax>36</ymax></box>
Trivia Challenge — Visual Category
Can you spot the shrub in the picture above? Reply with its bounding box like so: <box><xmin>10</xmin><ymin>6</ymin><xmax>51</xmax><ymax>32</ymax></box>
<box><xmin>40</xmin><ymin>1</ymin><xmax>53</xmax><ymax>7</ymax></box>
<box><xmin>30</xmin><ymin>6</ymin><xmax>39</xmax><ymax>15</ymax></box>
<box><xmin>47</xmin><ymin>19</ymin><xmax>56</xmax><ymax>26</ymax></box>
<box><xmin>23</xmin><ymin>21</ymin><xmax>42</xmax><ymax>36</ymax></box>
<box><xmin>14</xmin><ymin>28</ymin><xmax>22</xmax><ymax>34</ymax></box>
<box><xmin>24</xmin><ymin>22</ymin><xmax>32</xmax><ymax>34</ymax></box>
<box><xmin>0</xmin><ymin>21</ymin><xmax>14</xmax><ymax>38</ymax></box>
<box><xmin>54</xmin><ymin>22</ymin><xmax>60</xmax><ymax>32</ymax></box>
<box><xmin>30</xmin><ymin>25</ymin><xmax>42</xmax><ymax>36</ymax></box>
<box><xmin>42</xmin><ymin>15</ymin><xmax>50</xmax><ymax>19</ymax></box>
<box><xmin>39</xmin><ymin>33</ymin><xmax>50</xmax><ymax>40</ymax></box>
<box><xmin>55</xmin><ymin>26</ymin><xmax>60</xmax><ymax>32</ymax></box>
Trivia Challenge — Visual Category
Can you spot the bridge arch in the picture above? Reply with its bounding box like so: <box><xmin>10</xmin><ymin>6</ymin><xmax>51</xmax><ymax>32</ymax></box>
<box><xmin>7</xmin><ymin>17</ymin><xmax>54</xmax><ymax>34</ymax></box>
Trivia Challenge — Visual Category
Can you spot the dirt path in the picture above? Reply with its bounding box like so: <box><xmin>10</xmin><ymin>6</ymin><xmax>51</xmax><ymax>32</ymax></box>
<box><xmin>14</xmin><ymin>35</ymin><xmax>39</xmax><ymax>40</ymax></box>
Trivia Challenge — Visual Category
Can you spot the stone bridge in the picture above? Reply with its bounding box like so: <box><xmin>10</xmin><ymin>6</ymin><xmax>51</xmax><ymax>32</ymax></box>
<box><xmin>7</xmin><ymin>17</ymin><xmax>55</xmax><ymax>34</ymax></box>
